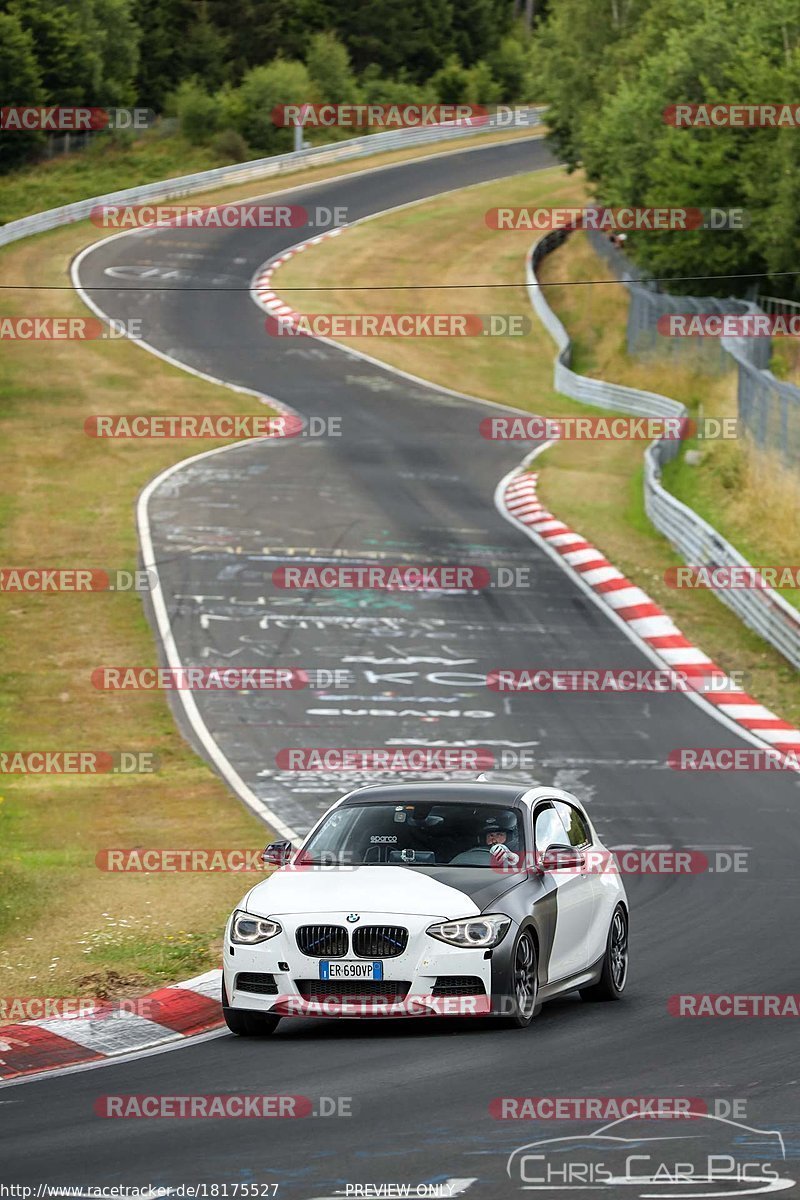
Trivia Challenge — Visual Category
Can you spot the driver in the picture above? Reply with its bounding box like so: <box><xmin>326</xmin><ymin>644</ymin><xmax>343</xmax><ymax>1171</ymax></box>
<box><xmin>481</xmin><ymin>812</ymin><xmax>520</xmax><ymax>868</ymax></box>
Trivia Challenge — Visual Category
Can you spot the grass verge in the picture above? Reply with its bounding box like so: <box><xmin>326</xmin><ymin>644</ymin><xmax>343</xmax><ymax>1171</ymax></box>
<box><xmin>273</xmin><ymin>164</ymin><xmax>799</xmax><ymax>724</ymax></box>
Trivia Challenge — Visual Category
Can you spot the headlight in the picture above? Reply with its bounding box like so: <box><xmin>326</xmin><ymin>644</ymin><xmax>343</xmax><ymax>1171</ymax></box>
<box><xmin>230</xmin><ymin>909</ymin><xmax>282</xmax><ymax>944</ymax></box>
<box><xmin>427</xmin><ymin>913</ymin><xmax>511</xmax><ymax>948</ymax></box>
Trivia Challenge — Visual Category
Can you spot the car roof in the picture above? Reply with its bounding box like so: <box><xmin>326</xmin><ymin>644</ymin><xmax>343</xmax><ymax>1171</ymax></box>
<box><xmin>340</xmin><ymin>782</ymin><xmax>527</xmax><ymax>801</ymax></box>
<box><xmin>340</xmin><ymin>781</ymin><xmax>532</xmax><ymax>807</ymax></box>
<box><xmin>337</xmin><ymin>780</ymin><xmax>588</xmax><ymax>816</ymax></box>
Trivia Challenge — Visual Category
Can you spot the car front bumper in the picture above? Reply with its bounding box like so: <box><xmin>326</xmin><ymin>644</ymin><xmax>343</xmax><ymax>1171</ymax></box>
<box><xmin>223</xmin><ymin>909</ymin><xmax>503</xmax><ymax>1018</ymax></box>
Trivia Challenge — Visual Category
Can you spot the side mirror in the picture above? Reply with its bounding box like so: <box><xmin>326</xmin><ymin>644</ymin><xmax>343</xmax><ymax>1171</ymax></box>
<box><xmin>540</xmin><ymin>844</ymin><xmax>585</xmax><ymax>872</ymax></box>
<box><xmin>261</xmin><ymin>840</ymin><xmax>293</xmax><ymax>866</ymax></box>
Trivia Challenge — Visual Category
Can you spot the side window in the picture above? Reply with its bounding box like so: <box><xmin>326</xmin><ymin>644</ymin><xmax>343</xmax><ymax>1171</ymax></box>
<box><xmin>554</xmin><ymin>801</ymin><xmax>591</xmax><ymax>848</ymax></box>
<box><xmin>534</xmin><ymin>805</ymin><xmax>568</xmax><ymax>854</ymax></box>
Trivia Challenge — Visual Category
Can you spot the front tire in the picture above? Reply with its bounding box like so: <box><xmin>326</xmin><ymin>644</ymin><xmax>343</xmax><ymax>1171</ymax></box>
<box><xmin>581</xmin><ymin>905</ymin><xmax>628</xmax><ymax>1002</ymax></box>
<box><xmin>500</xmin><ymin>930</ymin><xmax>539</xmax><ymax>1028</ymax></box>
<box><xmin>222</xmin><ymin>979</ymin><xmax>281</xmax><ymax>1036</ymax></box>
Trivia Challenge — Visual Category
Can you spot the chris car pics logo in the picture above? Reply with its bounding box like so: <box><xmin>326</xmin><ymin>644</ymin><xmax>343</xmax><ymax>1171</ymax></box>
<box><xmin>506</xmin><ymin>1112</ymin><xmax>792</xmax><ymax>1195</ymax></box>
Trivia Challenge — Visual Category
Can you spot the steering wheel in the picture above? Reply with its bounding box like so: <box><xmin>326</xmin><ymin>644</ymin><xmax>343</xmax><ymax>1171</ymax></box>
<box><xmin>449</xmin><ymin>846</ymin><xmax>493</xmax><ymax>866</ymax></box>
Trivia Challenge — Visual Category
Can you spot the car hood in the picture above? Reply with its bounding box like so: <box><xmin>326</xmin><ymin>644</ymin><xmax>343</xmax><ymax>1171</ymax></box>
<box><xmin>244</xmin><ymin>864</ymin><xmax>521</xmax><ymax>919</ymax></box>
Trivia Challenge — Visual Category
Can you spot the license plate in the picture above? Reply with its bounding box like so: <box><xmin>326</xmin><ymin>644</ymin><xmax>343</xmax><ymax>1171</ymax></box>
<box><xmin>320</xmin><ymin>960</ymin><xmax>383</xmax><ymax>981</ymax></box>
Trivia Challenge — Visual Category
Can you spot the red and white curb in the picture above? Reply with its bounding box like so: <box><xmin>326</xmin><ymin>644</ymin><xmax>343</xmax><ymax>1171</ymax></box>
<box><xmin>251</xmin><ymin>228</ymin><xmax>346</xmax><ymax>326</ymax></box>
<box><xmin>0</xmin><ymin>969</ymin><xmax>223</xmax><ymax>1083</ymax></box>
<box><xmin>502</xmin><ymin>471</ymin><xmax>800</xmax><ymax>762</ymax></box>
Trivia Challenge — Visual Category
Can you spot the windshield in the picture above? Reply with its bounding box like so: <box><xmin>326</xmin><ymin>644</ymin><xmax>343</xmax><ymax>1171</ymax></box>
<box><xmin>298</xmin><ymin>801</ymin><xmax>527</xmax><ymax>867</ymax></box>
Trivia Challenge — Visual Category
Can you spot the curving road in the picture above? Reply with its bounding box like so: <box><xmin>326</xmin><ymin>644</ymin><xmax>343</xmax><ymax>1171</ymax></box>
<box><xmin>2</xmin><ymin>136</ymin><xmax>799</xmax><ymax>1197</ymax></box>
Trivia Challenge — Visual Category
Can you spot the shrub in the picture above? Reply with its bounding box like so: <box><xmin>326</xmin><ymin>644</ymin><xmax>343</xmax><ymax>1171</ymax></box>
<box><xmin>210</xmin><ymin>128</ymin><xmax>249</xmax><ymax>164</ymax></box>
<box><xmin>172</xmin><ymin>78</ymin><xmax>218</xmax><ymax>145</ymax></box>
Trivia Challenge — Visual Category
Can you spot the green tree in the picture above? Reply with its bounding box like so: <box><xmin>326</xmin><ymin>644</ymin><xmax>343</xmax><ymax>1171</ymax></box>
<box><xmin>530</xmin><ymin>0</ymin><xmax>652</xmax><ymax>170</ymax></box>
<box><xmin>182</xmin><ymin>1</ymin><xmax>232</xmax><ymax>91</ymax></box>
<box><xmin>211</xmin><ymin>0</ymin><xmax>329</xmax><ymax>78</ymax></box>
<box><xmin>531</xmin><ymin>0</ymin><xmax>800</xmax><ymax>296</ymax></box>
<box><xmin>0</xmin><ymin>10</ymin><xmax>45</xmax><ymax>173</ymax></box>
<box><xmin>135</xmin><ymin>0</ymin><xmax>197</xmax><ymax>111</ymax></box>
<box><xmin>8</xmin><ymin>0</ymin><xmax>102</xmax><ymax>104</ymax></box>
<box><xmin>431</xmin><ymin>54</ymin><xmax>470</xmax><ymax>103</ymax></box>
<box><xmin>335</xmin><ymin>0</ymin><xmax>456</xmax><ymax>82</ymax></box>
<box><xmin>92</xmin><ymin>0</ymin><xmax>140</xmax><ymax>106</ymax></box>
<box><xmin>306</xmin><ymin>31</ymin><xmax>359</xmax><ymax>102</ymax></box>
<box><xmin>451</xmin><ymin>0</ymin><xmax>509</xmax><ymax>66</ymax></box>
<box><xmin>462</xmin><ymin>59</ymin><xmax>503</xmax><ymax>105</ymax></box>
<box><xmin>487</xmin><ymin>33</ymin><xmax>533</xmax><ymax>102</ymax></box>
<box><xmin>359</xmin><ymin>65</ymin><xmax>437</xmax><ymax>107</ymax></box>
<box><xmin>223</xmin><ymin>59</ymin><xmax>312</xmax><ymax>155</ymax></box>
<box><xmin>172</xmin><ymin>77</ymin><xmax>219</xmax><ymax>144</ymax></box>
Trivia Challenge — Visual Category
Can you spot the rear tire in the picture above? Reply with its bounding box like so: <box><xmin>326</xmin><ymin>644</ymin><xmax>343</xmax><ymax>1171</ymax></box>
<box><xmin>499</xmin><ymin>930</ymin><xmax>539</xmax><ymax>1028</ymax></box>
<box><xmin>580</xmin><ymin>905</ymin><xmax>628</xmax><ymax>1002</ymax></box>
<box><xmin>222</xmin><ymin>978</ymin><xmax>281</xmax><ymax>1036</ymax></box>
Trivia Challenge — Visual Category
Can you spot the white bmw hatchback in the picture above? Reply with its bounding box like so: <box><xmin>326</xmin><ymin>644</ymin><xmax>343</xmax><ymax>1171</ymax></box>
<box><xmin>222</xmin><ymin>780</ymin><xmax>629</xmax><ymax>1034</ymax></box>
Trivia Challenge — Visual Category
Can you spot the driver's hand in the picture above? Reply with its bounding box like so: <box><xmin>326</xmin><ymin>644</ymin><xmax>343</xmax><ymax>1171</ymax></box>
<box><xmin>490</xmin><ymin>843</ymin><xmax>519</xmax><ymax>868</ymax></box>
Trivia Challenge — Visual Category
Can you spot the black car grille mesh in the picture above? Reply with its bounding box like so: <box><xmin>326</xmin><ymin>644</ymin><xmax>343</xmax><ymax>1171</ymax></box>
<box><xmin>351</xmin><ymin>925</ymin><xmax>408</xmax><ymax>958</ymax></box>
<box><xmin>431</xmin><ymin>976</ymin><xmax>486</xmax><ymax>996</ymax></box>
<box><xmin>235</xmin><ymin>972</ymin><xmax>279</xmax><ymax>995</ymax></box>
<box><xmin>296</xmin><ymin>924</ymin><xmax>348</xmax><ymax>958</ymax></box>
<box><xmin>295</xmin><ymin>980</ymin><xmax>411</xmax><ymax>1001</ymax></box>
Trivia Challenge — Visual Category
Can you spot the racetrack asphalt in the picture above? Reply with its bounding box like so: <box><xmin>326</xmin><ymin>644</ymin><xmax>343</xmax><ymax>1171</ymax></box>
<box><xmin>3</xmin><ymin>135</ymin><xmax>799</xmax><ymax>1197</ymax></box>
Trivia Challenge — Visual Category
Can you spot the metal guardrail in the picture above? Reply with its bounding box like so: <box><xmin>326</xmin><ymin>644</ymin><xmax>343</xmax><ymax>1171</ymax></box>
<box><xmin>0</xmin><ymin>109</ymin><xmax>542</xmax><ymax>247</ymax></box>
<box><xmin>721</xmin><ymin>334</ymin><xmax>800</xmax><ymax>465</ymax></box>
<box><xmin>586</xmin><ymin>231</ymin><xmax>800</xmax><ymax>463</ymax></box>
<box><xmin>756</xmin><ymin>295</ymin><xmax>800</xmax><ymax>317</ymax></box>
<box><xmin>527</xmin><ymin>228</ymin><xmax>800</xmax><ymax>670</ymax></box>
